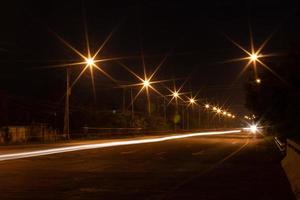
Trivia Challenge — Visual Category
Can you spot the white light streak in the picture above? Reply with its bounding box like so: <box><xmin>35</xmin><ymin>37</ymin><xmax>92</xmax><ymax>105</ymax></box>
<box><xmin>0</xmin><ymin>130</ymin><xmax>241</xmax><ymax>162</ymax></box>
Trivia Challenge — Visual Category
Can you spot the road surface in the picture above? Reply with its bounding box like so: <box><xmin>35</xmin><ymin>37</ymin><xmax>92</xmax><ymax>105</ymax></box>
<box><xmin>0</xmin><ymin>131</ymin><xmax>295</xmax><ymax>199</ymax></box>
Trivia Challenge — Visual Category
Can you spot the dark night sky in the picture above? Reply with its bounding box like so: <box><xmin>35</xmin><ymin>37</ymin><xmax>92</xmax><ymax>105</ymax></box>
<box><xmin>0</xmin><ymin>0</ymin><xmax>299</xmax><ymax>115</ymax></box>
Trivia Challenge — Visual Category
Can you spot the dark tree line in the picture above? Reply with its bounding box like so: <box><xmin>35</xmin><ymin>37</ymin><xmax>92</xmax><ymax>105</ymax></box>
<box><xmin>245</xmin><ymin>44</ymin><xmax>300</xmax><ymax>140</ymax></box>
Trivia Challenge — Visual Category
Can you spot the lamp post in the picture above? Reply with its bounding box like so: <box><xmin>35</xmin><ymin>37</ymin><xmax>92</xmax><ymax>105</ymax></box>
<box><xmin>187</xmin><ymin>97</ymin><xmax>196</xmax><ymax>130</ymax></box>
<box><xmin>163</xmin><ymin>97</ymin><xmax>167</xmax><ymax>124</ymax></box>
<box><xmin>130</xmin><ymin>87</ymin><xmax>134</xmax><ymax>126</ymax></box>
<box><xmin>205</xmin><ymin>104</ymin><xmax>210</xmax><ymax>128</ymax></box>
<box><xmin>166</xmin><ymin>89</ymin><xmax>182</xmax><ymax>130</ymax></box>
<box><xmin>182</xmin><ymin>105</ymin><xmax>185</xmax><ymax>130</ymax></box>
<box><xmin>173</xmin><ymin>91</ymin><xmax>179</xmax><ymax>113</ymax></box>
<box><xmin>63</xmin><ymin>67</ymin><xmax>71</xmax><ymax>139</ymax></box>
<box><xmin>142</xmin><ymin>79</ymin><xmax>151</xmax><ymax>115</ymax></box>
<box><xmin>198</xmin><ymin>107</ymin><xmax>201</xmax><ymax>129</ymax></box>
<box><xmin>63</xmin><ymin>57</ymin><xmax>95</xmax><ymax>139</ymax></box>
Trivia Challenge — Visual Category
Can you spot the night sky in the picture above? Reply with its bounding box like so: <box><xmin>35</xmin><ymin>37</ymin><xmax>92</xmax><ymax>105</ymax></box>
<box><xmin>0</xmin><ymin>0</ymin><xmax>299</xmax><ymax>115</ymax></box>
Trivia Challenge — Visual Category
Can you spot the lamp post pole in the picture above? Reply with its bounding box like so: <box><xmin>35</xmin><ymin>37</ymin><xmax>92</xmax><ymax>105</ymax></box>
<box><xmin>163</xmin><ymin>98</ymin><xmax>167</xmax><ymax>124</ymax></box>
<box><xmin>198</xmin><ymin>107</ymin><xmax>201</xmax><ymax>129</ymax></box>
<box><xmin>130</xmin><ymin>87</ymin><xmax>134</xmax><ymax>126</ymax></box>
<box><xmin>63</xmin><ymin>67</ymin><xmax>71</xmax><ymax>139</ymax></box>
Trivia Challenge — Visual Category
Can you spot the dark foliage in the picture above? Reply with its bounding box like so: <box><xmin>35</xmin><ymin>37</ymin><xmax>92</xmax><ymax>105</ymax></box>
<box><xmin>245</xmin><ymin>45</ymin><xmax>300</xmax><ymax>139</ymax></box>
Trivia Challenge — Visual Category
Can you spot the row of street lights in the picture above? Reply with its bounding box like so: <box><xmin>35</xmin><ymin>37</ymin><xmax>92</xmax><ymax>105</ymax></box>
<box><xmin>244</xmin><ymin>115</ymin><xmax>256</xmax><ymax>120</ymax></box>
<box><xmin>81</xmin><ymin>56</ymin><xmax>238</xmax><ymax>131</ymax></box>
<box><xmin>52</xmin><ymin>25</ymin><xmax>280</xmax><ymax>137</ymax></box>
<box><xmin>167</xmin><ymin>88</ymin><xmax>237</xmax><ymax>120</ymax></box>
<box><xmin>59</xmin><ymin>42</ymin><xmax>240</xmax><ymax>136</ymax></box>
<box><xmin>205</xmin><ymin>104</ymin><xmax>236</xmax><ymax>119</ymax></box>
<box><xmin>163</xmin><ymin>82</ymin><xmax>237</xmax><ymax>120</ymax></box>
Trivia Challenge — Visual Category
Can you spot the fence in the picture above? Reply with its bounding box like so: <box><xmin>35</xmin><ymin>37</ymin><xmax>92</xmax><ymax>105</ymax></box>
<box><xmin>0</xmin><ymin>125</ymin><xmax>58</xmax><ymax>144</ymax></box>
<box><xmin>70</xmin><ymin>127</ymin><xmax>144</xmax><ymax>139</ymax></box>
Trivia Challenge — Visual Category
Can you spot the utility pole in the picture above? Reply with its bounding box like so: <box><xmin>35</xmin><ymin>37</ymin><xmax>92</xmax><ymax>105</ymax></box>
<box><xmin>147</xmin><ymin>96</ymin><xmax>151</xmax><ymax>116</ymax></box>
<box><xmin>122</xmin><ymin>88</ymin><xmax>126</xmax><ymax>114</ymax></box>
<box><xmin>63</xmin><ymin>68</ymin><xmax>71</xmax><ymax>139</ymax></box>
<box><xmin>198</xmin><ymin>107</ymin><xmax>201</xmax><ymax>129</ymax></box>
<box><xmin>187</xmin><ymin>107</ymin><xmax>190</xmax><ymax>130</ymax></box>
<box><xmin>130</xmin><ymin>87</ymin><xmax>134</xmax><ymax>126</ymax></box>
<box><xmin>182</xmin><ymin>105</ymin><xmax>185</xmax><ymax>130</ymax></box>
<box><xmin>207</xmin><ymin>112</ymin><xmax>210</xmax><ymax>129</ymax></box>
<box><xmin>163</xmin><ymin>98</ymin><xmax>167</xmax><ymax>124</ymax></box>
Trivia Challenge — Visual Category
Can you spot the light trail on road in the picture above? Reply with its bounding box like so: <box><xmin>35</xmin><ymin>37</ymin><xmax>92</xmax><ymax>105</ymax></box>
<box><xmin>0</xmin><ymin>130</ymin><xmax>241</xmax><ymax>162</ymax></box>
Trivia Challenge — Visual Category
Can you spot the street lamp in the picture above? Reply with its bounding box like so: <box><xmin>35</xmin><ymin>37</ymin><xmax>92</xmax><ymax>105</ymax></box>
<box><xmin>250</xmin><ymin>53</ymin><xmax>258</xmax><ymax>62</ymax></box>
<box><xmin>118</xmin><ymin>53</ymin><xmax>169</xmax><ymax>115</ymax></box>
<box><xmin>86</xmin><ymin>57</ymin><xmax>95</xmax><ymax>67</ymax></box>
<box><xmin>225</xmin><ymin>31</ymin><xmax>284</xmax><ymax>83</ymax></box>
<box><xmin>204</xmin><ymin>104</ymin><xmax>210</xmax><ymax>128</ymax></box>
<box><xmin>167</xmin><ymin>89</ymin><xmax>182</xmax><ymax>111</ymax></box>
<box><xmin>255</xmin><ymin>78</ymin><xmax>261</xmax><ymax>84</ymax></box>
<box><xmin>186</xmin><ymin>97</ymin><xmax>197</xmax><ymax>129</ymax></box>
<box><xmin>143</xmin><ymin>79</ymin><xmax>150</xmax><ymax>88</ymax></box>
<box><xmin>50</xmin><ymin>25</ymin><xmax>120</xmax><ymax>140</ymax></box>
<box><xmin>173</xmin><ymin>91</ymin><xmax>179</xmax><ymax>98</ymax></box>
<box><xmin>189</xmin><ymin>98</ymin><xmax>195</xmax><ymax>104</ymax></box>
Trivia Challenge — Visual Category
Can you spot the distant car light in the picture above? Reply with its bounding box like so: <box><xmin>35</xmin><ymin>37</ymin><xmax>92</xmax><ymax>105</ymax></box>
<box><xmin>243</xmin><ymin>124</ymin><xmax>260</xmax><ymax>134</ymax></box>
<box><xmin>250</xmin><ymin>125</ymin><xmax>258</xmax><ymax>133</ymax></box>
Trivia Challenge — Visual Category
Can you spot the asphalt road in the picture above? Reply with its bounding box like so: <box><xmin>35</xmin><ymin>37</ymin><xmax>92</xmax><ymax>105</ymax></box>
<box><xmin>0</xmin><ymin>131</ymin><xmax>295</xmax><ymax>200</ymax></box>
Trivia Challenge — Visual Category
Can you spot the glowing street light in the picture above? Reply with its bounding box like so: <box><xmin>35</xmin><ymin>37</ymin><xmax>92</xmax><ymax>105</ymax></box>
<box><xmin>165</xmin><ymin>81</ymin><xmax>186</xmax><ymax>107</ymax></box>
<box><xmin>225</xmin><ymin>30</ymin><xmax>285</xmax><ymax>84</ymax></box>
<box><xmin>217</xmin><ymin>108</ymin><xmax>221</xmax><ymax>113</ymax></box>
<box><xmin>165</xmin><ymin>84</ymin><xmax>186</xmax><ymax>124</ymax></box>
<box><xmin>250</xmin><ymin>53</ymin><xmax>258</xmax><ymax>62</ymax></box>
<box><xmin>118</xmin><ymin>52</ymin><xmax>169</xmax><ymax>115</ymax></box>
<box><xmin>187</xmin><ymin>97</ymin><xmax>196</xmax><ymax>106</ymax></box>
<box><xmin>49</xmin><ymin>29</ymin><xmax>119</xmax><ymax>139</ymax></box>
<box><xmin>255</xmin><ymin>78</ymin><xmax>261</xmax><ymax>84</ymax></box>
<box><xmin>205</xmin><ymin>104</ymin><xmax>210</xmax><ymax>109</ymax></box>
<box><xmin>143</xmin><ymin>79</ymin><xmax>150</xmax><ymax>88</ymax></box>
<box><xmin>186</xmin><ymin>96</ymin><xmax>198</xmax><ymax>108</ymax></box>
<box><xmin>173</xmin><ymin>91</ymin><xmax>179</xmax><ymax>98</ymax></box>
<box><xmin>49</xmin><ymin>26</ymin><xmax>119</xmax><ymax>90</ymax></box>
<box><xmin>190</xmin><ymin>98</ymin><xmax>195</xmax><ymax>104</ymax></box>
<box><xmin>166</xmin><ymin>87</ymin><xmax>185</xmax><ymax>112</ymax></box>
<box><xmin>86</xmin><ymin>57</ymin><xmax>95</xmax><ymax>67</ymax></box>
<box><xmin>213</xmin><ymin>106</ymin><xmax>217</xmax><ymax>111</ymax></box>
